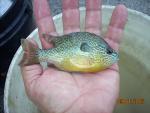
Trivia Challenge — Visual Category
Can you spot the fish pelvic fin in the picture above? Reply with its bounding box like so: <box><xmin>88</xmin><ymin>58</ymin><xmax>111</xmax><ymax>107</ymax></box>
<box><xmin>19</xmin><ymin>39</ymin><xmax>39</xmax><ymax>66</ymax></box>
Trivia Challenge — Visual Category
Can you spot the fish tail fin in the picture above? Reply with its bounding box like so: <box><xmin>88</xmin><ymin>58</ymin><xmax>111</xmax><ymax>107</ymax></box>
<box><xmin>19</xmin><ymin>39</ymin><xmax>39</xmax><ymax>66</ymax></box>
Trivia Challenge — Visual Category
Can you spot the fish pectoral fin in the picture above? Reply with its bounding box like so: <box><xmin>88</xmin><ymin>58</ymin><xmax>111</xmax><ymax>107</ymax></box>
<box><xmin>70</xmin><ymin>56</ymin><xmax>94</xmax><ymax>68</ymax></box>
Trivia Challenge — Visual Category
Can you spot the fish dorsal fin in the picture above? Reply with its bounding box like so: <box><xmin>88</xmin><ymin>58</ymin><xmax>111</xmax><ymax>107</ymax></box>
<box><xmin>42</xmin><ymin>33</ymin><xmax>67</xmax><ymax>47</ymax></box>
<box><xmin>42</xmin><ymin>33</ymin><xmax>58</xmax><ymax>45</ymax></box>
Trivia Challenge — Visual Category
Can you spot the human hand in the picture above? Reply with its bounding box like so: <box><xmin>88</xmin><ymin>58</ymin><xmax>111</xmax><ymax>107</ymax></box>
<box><xmin>20</xmin><ymin>0</ymin><xmax>128</xmax><ymax>113</ymax></box>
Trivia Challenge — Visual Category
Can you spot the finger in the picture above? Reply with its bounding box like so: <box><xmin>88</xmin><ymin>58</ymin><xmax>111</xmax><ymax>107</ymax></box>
<box><xmin>85</xmin><ymin>0</ymin><xmax>102</xmax><ymax>35</ymax></box>
<box><xmin>62</xmin><ymin>0</ymin><xmax>80</xmax><ymax>34</ymax></box>
<box><xmin>105</xmin><ymin>5</ymin><xmax>128</xmax><ymax>51</ymax></box>
<box><xmin>33</xmin><ymin>0</ymin><xmax>57</xmax><ymax>49</ymax></box>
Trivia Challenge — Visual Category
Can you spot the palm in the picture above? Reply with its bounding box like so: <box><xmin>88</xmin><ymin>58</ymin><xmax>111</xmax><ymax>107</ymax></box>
<box><xmin>30</xmin><ymin>67</ymin><xmax>118</xmax><ymax>113</ymax></box>
<box><xmin>21</xmin><ymin>0</ymin><xmax>127</xmax><ymax>113</ymax></box>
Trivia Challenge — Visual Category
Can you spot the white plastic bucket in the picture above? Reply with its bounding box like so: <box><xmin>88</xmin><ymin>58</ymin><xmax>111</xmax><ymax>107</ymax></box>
<box><xmin>4</xmin><ymin>6</ymin><xmax>150</xmax><ymax>113</ymax></box>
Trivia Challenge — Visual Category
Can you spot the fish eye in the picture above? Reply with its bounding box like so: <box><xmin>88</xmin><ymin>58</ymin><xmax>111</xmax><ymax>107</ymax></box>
<box><xmin>106</xmin><ymin>48</ymin><xmax>113</xmax><ymax>55</ymax></box>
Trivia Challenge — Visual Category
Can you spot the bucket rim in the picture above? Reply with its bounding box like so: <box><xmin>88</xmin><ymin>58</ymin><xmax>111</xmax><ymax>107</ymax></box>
<box><xmin>0</xmin><ymin>0</ymin><xmax>17</xmax><ymax>19</ymax></box>
<box><xmin>4</xmin><ymin>5</ymin><xmax>150</xmax><ymax>113</ymax></box>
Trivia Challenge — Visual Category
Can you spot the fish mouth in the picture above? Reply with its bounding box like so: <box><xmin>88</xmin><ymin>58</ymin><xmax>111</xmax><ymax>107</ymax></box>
<box><xmin>112</xmin><ymin>52</ymin><xmax>119</xmax><ymax>61</ymax></box>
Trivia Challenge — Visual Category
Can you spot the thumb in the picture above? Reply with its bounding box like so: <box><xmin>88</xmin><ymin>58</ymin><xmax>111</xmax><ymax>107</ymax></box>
<box><xmin>20</xmin><ymin>65</ymin><xmax>42</xmax><ymax>93</ymax></box>
<box><xmin>105</xmin><ymin>4</ymin><xmax>128</xmax><ymax>51</ymax></box>
<box><xmin>19</xmin><ymin>39</ymin><xmax>43</xmax><ymax>94</ymax></box>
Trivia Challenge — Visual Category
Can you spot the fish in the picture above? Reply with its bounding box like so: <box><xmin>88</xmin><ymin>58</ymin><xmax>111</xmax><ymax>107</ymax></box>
<box><xmin>20</xmin><ymin>32</ymin><xmax>119</xmax><ymax>73</ymax></box>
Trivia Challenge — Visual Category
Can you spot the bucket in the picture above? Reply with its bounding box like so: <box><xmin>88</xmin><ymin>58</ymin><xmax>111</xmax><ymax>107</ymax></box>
<box><xmin>0</xmin><ymin>0</ymin><xmax>35</xmax><ymax>75</ymax></box>
<box><xmin>4</xmin><ymin>6</ymin><xmax>150</xmax><ymax>113</ymax></box>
